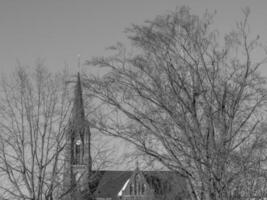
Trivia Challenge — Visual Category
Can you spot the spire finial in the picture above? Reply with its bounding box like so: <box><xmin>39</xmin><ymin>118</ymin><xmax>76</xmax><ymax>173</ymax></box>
<box><xmin>77</xmin><ymin>54</ymin><xmax>81</xmax><ymax>73</ymax></box>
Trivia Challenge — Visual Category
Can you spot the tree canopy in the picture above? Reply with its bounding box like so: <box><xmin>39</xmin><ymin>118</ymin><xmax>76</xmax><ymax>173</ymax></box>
<box><xmin>85</xmin><ymin>7</ymin><xmax>267</xmax><ymax>200</ymax></box>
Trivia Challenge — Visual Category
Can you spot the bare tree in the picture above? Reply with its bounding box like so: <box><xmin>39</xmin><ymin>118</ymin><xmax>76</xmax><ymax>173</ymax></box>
<box><xmin>84</xmin><ymin>7</ymin><xmax>267</xmax><ymax>200</ymax></box>
<box><xmin>0</xmin><ymin>63</ymin><xmax>72</xmax><ymax>200</ymax></box>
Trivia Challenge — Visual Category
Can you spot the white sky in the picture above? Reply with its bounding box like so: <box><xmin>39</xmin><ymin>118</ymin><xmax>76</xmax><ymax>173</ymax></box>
<box><xmin>1</xmin><ymin>0</ymin><xmax>267</xmax><ymax>171</ymax></box>
<box><xmin>0</xmin><ymin>0</ymin><xmax>267</xmax><ymax>75</ymax></box>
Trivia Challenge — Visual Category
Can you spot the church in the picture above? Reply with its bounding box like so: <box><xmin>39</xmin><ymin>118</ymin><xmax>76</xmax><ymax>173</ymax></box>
<box><xmin>62</xmin><ymin>73</ymin><xmax>188</xmax><ymax>200</ymax></box>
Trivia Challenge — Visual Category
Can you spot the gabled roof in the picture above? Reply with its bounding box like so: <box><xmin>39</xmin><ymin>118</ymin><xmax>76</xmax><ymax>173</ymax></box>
<box><xmin>93</xmin><ymin>170</ymin><xmax>187</xmax><ymax>199</ymax></box>
<box><xmin>94</xmin><ymin>171</ymin><xmax>132</xmax><ymax>199</ymax></box>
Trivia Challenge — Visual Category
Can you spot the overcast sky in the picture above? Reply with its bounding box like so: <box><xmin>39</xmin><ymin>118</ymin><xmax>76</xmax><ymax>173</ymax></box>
<box><xmin>1</xmin><ymin>0</ymin><xmax>267</xmax><ymax>75</ymax></box>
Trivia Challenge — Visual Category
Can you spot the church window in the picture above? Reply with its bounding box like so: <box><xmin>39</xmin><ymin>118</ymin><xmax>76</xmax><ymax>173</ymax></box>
<box><xmin>75</xmin><ymin>172</ymin><xmax>81</xmax><ymax>181</ymax></box>
<box><xmin>141</xmin><ymin>184</ymin><xmax>145</xmax><ymax>194</ymax></box>
<box><xmin>130</xmin><ymin>184</ymin><xmax>133</xmax><ymax>195</ymax></box>
<box><xmin>135</xmin><ymin>179</ymin><xmax>138</xmax><ymax>195</ymax></box>
<box><xmin>74</xmin><ymin>139</ymin><xmax>82</xmax><ymax>164</ymax></box>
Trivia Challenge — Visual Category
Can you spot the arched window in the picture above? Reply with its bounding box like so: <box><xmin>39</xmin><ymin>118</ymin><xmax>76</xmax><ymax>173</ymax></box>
<box><xmin>75</xmin><ymin>172</ymin><xmax>81</xmax><ymax>181</ymax></box>
<box><xmin>75</xmin><ymin>139</ymin><xmax>82</xmax><ymax>164</ymax></box>
<box><xmin>141</xmin><ymin>184</ymin><xmax>145</xmax><ymax>194</ymax></box>
<box><xmin>130</xmin><ymin>184</ymin><xmax>133</xmax><ymax>195</ymax></box>
<box><xmin>134</xmin><ymin>180</ymin><xmax>137</xmax><ymax>195</ymax></box>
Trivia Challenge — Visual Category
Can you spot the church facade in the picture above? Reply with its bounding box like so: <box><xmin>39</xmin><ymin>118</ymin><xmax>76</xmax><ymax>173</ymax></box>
<box><xmin>62</xmin><ymin>73</ymin><xmax>188</xmax><ymax>200</ymax></box>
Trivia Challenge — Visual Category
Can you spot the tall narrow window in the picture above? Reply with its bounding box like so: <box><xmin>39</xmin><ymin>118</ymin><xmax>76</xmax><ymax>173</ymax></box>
<box><xmin>75</xmin><ymin>139</ymin><xmax>82</xmax><ymax>164</ymax></box>
<box><xmin>75</xmin><ymin>172</ymin><xmax>81</xmax><ymax>181</ymax></box>
<box><xmin>141</xmin><ymin>184</ymin><xmax>145</xmax><ymax>194</ymax></box>
<box><xmin>134</xmin><ymin>180</ymin><xmax>137</xmax><ymax>195</ymax></box>
<box><xmin>130</xmin><ymin>184</ymin><xmax>133</xmax><ymax>195</ymax></box>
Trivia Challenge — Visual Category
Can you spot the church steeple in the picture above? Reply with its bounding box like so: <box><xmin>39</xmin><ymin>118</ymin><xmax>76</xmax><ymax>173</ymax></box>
<box><xmin>70</xmin><ymin>72</ymin><xmax>92</xmax><ymax>167</ymax></box>
<box><xmin>63</xmin><ymin>72</ymin><xmax>92</xmax><ymax>199</ymax></box>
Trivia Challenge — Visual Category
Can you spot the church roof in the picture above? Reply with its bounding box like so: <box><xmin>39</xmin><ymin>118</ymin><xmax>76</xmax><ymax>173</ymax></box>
<box><xmin>94</xmin><ymin>171</ymin><xmax>132</xmax><ymax>199</ymax></box>
<box><xmin>92</xmin><ymin>170</ymin><xmax>187</xmax><ymax>199</ymax></box>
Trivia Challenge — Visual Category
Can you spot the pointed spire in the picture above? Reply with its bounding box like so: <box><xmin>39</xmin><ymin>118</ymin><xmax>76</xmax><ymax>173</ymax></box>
<box><xmin>72</xmin><ymin>72</ymin><xmax>85</xmax><ymax>125</ymax></box>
